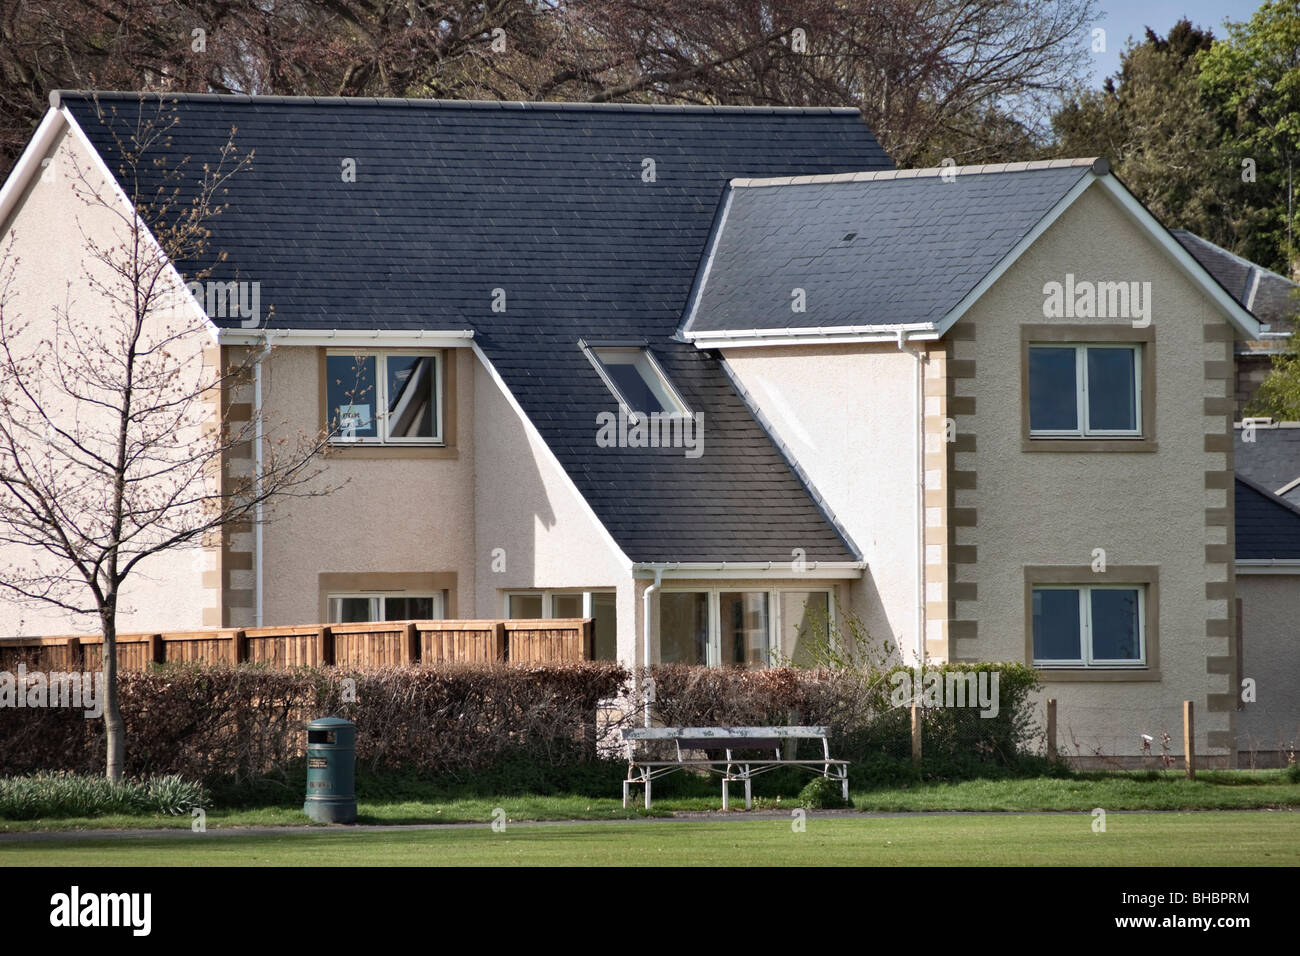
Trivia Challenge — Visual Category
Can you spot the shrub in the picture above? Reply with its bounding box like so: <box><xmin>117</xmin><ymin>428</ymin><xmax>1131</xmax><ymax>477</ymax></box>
<box><xmin>798</xmin><ymin>776</ymin><xmax>852</xmax><ymax>809</ymax></box>
<box><xmin>0</xmin><ymin>772</ymin><xmax>207</xmax><ymax>819</ymax></box>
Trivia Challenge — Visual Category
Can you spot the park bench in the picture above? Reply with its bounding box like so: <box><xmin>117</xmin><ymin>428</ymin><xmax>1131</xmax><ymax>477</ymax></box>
<box><xmin>621</xmin><ymin>726</ymin><xmax>849</xmax><ymax>810</ymax></box>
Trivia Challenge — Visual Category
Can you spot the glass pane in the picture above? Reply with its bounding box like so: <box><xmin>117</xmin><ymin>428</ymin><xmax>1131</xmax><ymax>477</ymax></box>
<box><xmin>1086</xmin><ymin>348</ymin><xmax>1137</xmax><ymax>431</ymax></box>
<box><xmin>326</xmin><ymin>355</ymin><xmax>378</xmax><ymax>439</ymax></box>
<box><xmin>507</xmin><ymin>594</ymin><xmax>544</xmax><ymax>619</ymax></box>
<box><xmin>383</xmin><ymin>596</ymin><xmax>435</xmax><ymax>621</ymax></box>
<box><xmin>720</xmin><ymin>592</ymin><xmax>770</xmax><ymax>668</ymax></box>
<box><xmin>1028</xmin><ymin>347</ymin><xmax>1078</xmax><ymax>432</ymax></box>
<box><xmin>594</xmin><ymin>348</ymin><xmax>684</xmax><ymax>415</ymax></box>
<box><xmin>551</xmin><ymin>593</ymin><xmax>584</xmax><ymax>618</ymax></box>
<box><xmin>592</xmin><ymin>592</ymin><xmax>617</xmax><ymax>661</ymax></box>
<box><xmin>386</xmin><ymin>355</ymin><xmax>436</xmax><ymax>438</ymax></box>
<box><xmin>1090</xmin><ymin>589</ymin><xmax>1141</xmax><ymax>660</ymax></box>
<box><xmin>1032</xmin><ymin>588</ymin><xmax>1081</xmax><ymax>661</ymax></box>
<box><xmin>330</xmin><ymin>597</ymin><xmax>375</xmax><ymax>624</ymax></box>
<box><xmin>783</xmin><ymin>591</ymin><xmax>830</xmax><ymax>667</ymax></box>
<box><xmin>659</xmin><ymin>592</ymin><xmax>708</xmax><ymax>665</ymax></box>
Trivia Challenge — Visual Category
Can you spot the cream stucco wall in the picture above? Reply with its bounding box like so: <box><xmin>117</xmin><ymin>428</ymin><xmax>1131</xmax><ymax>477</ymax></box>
<box><xmin>0</xmin><ymin>124</ymin><xmax>212</xmax><ymax>636</ymax></box>
<box><xmin>1237</xmin><ymin>575</ymin><xmax>1300</xmax><ymax>762</ymax></box>
<box><xmin>255</xmin><ymin>346</ymin><xmax>479</xmax><ymax>623</ymax></box>
<box><xmin>951</xmin><ymin>182</ymin><xmax>1235</xmax><ymax>758</ymax></box>
<box><xmin>472</xmin><ymin>351</ymin><xmax>634</xmax><ymax>653</ymax></box>
<box><xmin>721</xmin><ymin>346</ymin><xmax>920</xmax><ymax>660</ymax></box>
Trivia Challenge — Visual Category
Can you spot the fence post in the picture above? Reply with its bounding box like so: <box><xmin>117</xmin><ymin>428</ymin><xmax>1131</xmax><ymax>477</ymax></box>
<box><xmin>1183</xmin><ymin>700</ymin><xmax>1195</xmax><ymax>779</ymax></box>
<box><xmin>1046</xmin><ymin>698</ymin><xmax>1057</xmax><ymax>761</ymax></box>
<box><xmin>403</xmin><ymin>623</ymin><xmax>418</xmax><ymax>665</ymax></box>
<box><xmin>66</xmin><ymin>637</ymin><xmax>82</xmax><ymax>671</ymax></box>
<box><xmin>230</xmin><ymin>629</ymin><xmax>247</xmax><ymax>666</ymax></box>
<box><xmin>318</xmin><ymin>626</ymin><xmax>335</xmax><ymax>667</ymax></box>
<box><xmin>911</xmin><ymin>704</ymin><xmax>922</xmax><ymax>768</ymax></box>
<box><xmin>148</xmin><ymin>634</ymin><xmax>164</xmax><ymax>666</ymax></box>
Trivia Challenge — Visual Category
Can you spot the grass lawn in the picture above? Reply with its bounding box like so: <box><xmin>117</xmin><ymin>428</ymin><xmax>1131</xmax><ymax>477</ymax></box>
<box><xmin>1</xmin><ymin>812</ymin><xmax>1296</xmax><ymax>866</ymax></box>
<box><xmin>0</xmin><ymin>769</ymin><xmax>1294</xmax><ymax>834</ymax></box>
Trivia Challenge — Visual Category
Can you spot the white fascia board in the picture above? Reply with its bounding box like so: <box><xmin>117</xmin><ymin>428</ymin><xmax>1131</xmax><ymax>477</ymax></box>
<box><xmin>1086</xmin><ymin>176</ymin><xmax>1261</xmax><ymax>339</ymax></box>
<box><xmin>472</xmin><ymin>342</ymin><xmax>633</xmax><ymax>572</ymax></box>
<box><xmin>678</xmin><ymin>185</ymin><xmax>735</xmax><ymax>337</ymax></box>
<box><xmin>684</xmin><ymin>324</ymin><xmax>939</xmax><ymax>349</ymax></box>
<box><xmin>1235</xmin><ymin>560</ymin><xmax>1300</xmax><ymax>574</ymax></box>
<box><xmin>57</xmin><ymin>106</ymin><xmax>218</xmax><ymax>342</ymax></box>
<box><xmin>934</xmin><ymin>172</ymin><xmax>1096</xmax><ymax>339</ymax></box>
<box><xmin>220</xmin><ymin>328</ymin><xmax>476</xmax><ymax>348</ymax></box>
<box><xmin>632</xmin><ymin>562</ymin><xmax>867</xmax><ymax>580</ymax></box>
<box><xmin>0</xmin><ymin>108</ymin><xmax>67</xmax><ymax>229</ymax></box>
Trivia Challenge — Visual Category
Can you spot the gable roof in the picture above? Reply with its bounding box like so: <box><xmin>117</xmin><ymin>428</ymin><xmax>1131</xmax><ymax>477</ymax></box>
<box><xmin>52</xmin><ymin>91</ymin><xmax>896</xmax><ymax>564</ymax></box>
<box><xmin>678</xmin><ymin>159</ymin><xmax>1262</xmax><ymax>346</ymax></box>
<box><xmin>1171</xmin><ymin>229</ymin><xmax>1299</xmax><ymax>331</ymax></box>
<box><xmin>1235</xmin><ymin>474</ymin><xmax>1300</xmax><ymax>560</ymax></box>
<box><xmin>680</xmin><ymin>160</ymin><xmax>1096</xmax><ymax>339</ymax></box>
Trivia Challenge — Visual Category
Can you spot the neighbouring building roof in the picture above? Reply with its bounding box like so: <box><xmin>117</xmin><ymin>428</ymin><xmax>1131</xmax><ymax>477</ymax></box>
<box><xmin>1235</xmin><ymin>424</ymin><xmax>1300</xmax><ymax>506</ymax></box>
<box><xmin>1235</xmin><ymin>475</ymin><xmax>1300</xmax><ymax>560</ymax></box>
<box><xmin>679</xmin><ymin>160</ymin><xmax>1099</xmax><ymax>337</ymax></box>
<box><xmin>56</xmin><ymin>92</ymin><xmax>896</xmax><ymax>563</ymax></box>
<box><xmin>1171</xmin><ymin>229</ymin><xmax>1299</xmax><ymax>334</ymax></box>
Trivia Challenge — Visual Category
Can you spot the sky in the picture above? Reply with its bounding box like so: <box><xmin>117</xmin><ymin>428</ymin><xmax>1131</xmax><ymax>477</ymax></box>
<box><xmin>1086</xmin><ymin>0</ymin><xmax>1265</xmax><ymax>85</ymax></box>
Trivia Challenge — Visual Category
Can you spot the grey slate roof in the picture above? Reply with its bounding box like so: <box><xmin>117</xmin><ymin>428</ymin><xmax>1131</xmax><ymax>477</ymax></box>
<box><xmin>1234</xmin><ymin>425</ymin><xmax>1300</xmax><ymax>501</ymax></box>
<box><xmin>1171</xmin><ymin>229</ymin><xmax>1299</xmax><ymax>331</ymax></box>
<box><xmin>1235</xmin><ymin>475</ymin><xmax>1300</xmax><ymax>560</ymax></box>
<box><xmin>680</xmin><ymin>163</ymin><xmax>1094</xmax><ymax>335</ymax></box>
<box><xmin>58</xmin><ymin>92</ymin><xmax>895</xmax><ymax>563</ymax></box>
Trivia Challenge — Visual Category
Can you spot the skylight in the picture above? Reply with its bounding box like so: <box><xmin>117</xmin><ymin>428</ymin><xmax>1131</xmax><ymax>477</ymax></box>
<box><xmin>584</xmin><ymin>344</ymin><xmax>690</xmax><ymax>417</ymax></box>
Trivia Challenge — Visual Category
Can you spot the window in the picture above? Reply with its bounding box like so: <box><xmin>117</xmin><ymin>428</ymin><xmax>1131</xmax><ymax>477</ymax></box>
<box><xmin>326</xmin><ymin>351</ymin><xmax>441</xmax><ymax>444</ymax></box>
<box><xmin>656</xmin><ymin>589</ymin><xmax>831</xmax><ymax>669</ymax></box>
<box><xmin>1028</xmin><ymin>344</ymin><xmax>1140</xmax><ymax>437</ymax></box>
<box><xmin>505</xmin><ymin>590</ymin><xmax>618</xmax><ymax>661</ymax></box>
<box><xmin>328</xmin><ymin>592</ymin><xmax>445</xmax><ymax>623</ymax></box>
<box><xmin>582</xmin><ymin>342</ymin><xmax>690</xmax><ymax>417</ymax></box>
<box><xmin>1032</xmin><ymin>585</ymin><xmax>1144</xmax><ymax>667</ymax></box>
<box><xmin>1020</xmin><ymin>325</ymin><xmax>1155</xmax><ymax>452</ymax></box>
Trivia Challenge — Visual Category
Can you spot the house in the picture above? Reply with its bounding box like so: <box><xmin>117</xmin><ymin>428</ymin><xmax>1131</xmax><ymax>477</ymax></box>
<box><xmin>0</xmin><ymin>90</ymin><xmax>1292</xmax><ymax>763</ymax></box>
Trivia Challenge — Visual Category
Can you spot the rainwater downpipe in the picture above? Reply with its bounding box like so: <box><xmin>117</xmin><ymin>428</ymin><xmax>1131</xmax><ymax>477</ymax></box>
<box><xmin>642</xmin><ymin>566</ymin><xmax>664</xmax><ymax>726</ymax></box>
<box><xmin>253</xmin><ymin>334</ymin><xmax>271</xmax><ymax>627</ymax></box>
<box><xmin>896</xmin><ymin>329</ymin><xmax>926</xmax><ymax>668</ymax></box>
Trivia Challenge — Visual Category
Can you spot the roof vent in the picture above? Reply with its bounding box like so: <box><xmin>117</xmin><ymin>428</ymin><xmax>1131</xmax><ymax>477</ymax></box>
<box><xmin>841</xmin><ymin>232</ymin><xmax>857</xmax><ymax>242</ymax></box>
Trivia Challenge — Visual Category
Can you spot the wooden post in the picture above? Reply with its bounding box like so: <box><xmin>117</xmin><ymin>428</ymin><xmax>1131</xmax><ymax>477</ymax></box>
<box><xmin>1183</xmin><ymin>700</ymin><xmax>1195</xmax><ymax>779</ymax></box>
<box><xmin>911</xmin><ymin>704</ymin><xmax>922</xmax><ymax>768</ymax></box>
<box><xmin>148</xmin><ymin>633</ymin><xmax>165</xmax><ymax>665</ymax></box>
<box><xmin>231</xmin><ymin>629</ymin><xmax>247</xmax><ymax>666</ymax></box>
<box><xmin>66</xmin><ymin>637</ymin><xmax>82</xmax><ymax>671</ymax></box>
<box><xmin>318</xmin><ymin>626</ymin><xmax>335</xmax><ymax>666</ymax></box>
<box><xmin>1046</xmin><ymin>698</ymin><xmax>1057</xmax><ymax>761</ymax></box>
<box><xmin>403</xmin><ymin>623</ymin><xmax>418</xmax><ymax>665</ymax></box>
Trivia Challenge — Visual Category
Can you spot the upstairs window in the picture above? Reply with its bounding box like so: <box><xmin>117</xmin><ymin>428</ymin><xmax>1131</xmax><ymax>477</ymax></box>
<box><xmin>326</xmin><ymin>350</ymin><xmax>442</xmax><ymax>444</ymax></box>
<box><xmin>583</xmin><ymin>343</ymin><xmax>690</xmax><ymax>417</ymax></box>
<box><xmin>1028</xmin><ymin>344</ymin><xmax>1140</xmax><ymax>437</ymax></box>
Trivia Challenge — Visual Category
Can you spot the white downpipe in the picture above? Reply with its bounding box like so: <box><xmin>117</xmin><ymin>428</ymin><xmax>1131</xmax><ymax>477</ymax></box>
<box><xmin>253</xmin><ymin>336</ymin><xmax>271</xmax><ymax>627</ymax></box>
<box><xmin>897</xmin><ymin>329</ymin><xmax>926</xmax><ymax>667</ymax></box>
<box><xmin>642</xmin><ymin>566</ymin><xmax>664</xmax><ymax>727</ymax></box>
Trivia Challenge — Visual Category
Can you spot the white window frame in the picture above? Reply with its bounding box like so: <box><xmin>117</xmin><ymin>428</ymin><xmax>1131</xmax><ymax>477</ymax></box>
<box><xmin>504</xmin><ymin>590</ymin><xmax>615</xmax><ymax>619</ymax></box>
<box><xmin>580</xmin><ymin>341</ymin><xmax>692</xmax><ymax>422</ymax></box>
<box><xmin>1028</xmin><ymin>343</ymin><xmax>1142</xmax><ymax>439</ymax></box>
<box><xmin>327</xmin><ymin>591</ymin><xmax>445</xmax><ymax>623</ymax></box>
<box><xmin>1032</xmin><ymin>584</ymin><xmax>1146</xmax><ymax>668</ymax></box>
<box><xmin>326</xmin><ymin>349</ymin><xmax>444</xmax><ymax>446</ymax></box>
<box><xmin>657</xmin><ymin>587</ymin><xmax>827</xmax><ymax>668</ymax></box>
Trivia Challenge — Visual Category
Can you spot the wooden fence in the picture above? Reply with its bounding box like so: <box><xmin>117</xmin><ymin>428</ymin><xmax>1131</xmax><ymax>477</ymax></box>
<box><xmin>0</xmin><ymin>618</ymin><xmax>594</xmax><ymax>671</ymax></box>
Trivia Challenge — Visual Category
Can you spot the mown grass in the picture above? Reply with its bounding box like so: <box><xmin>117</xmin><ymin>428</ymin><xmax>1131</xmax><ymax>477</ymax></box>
<box><xmin>1</xmin><ymin>812</ymin><xmax>1296</xmax><ymax>867</ymax></box>
<box><xmin>0</xmin><ymin>768</ymin><xmax>1294</xmax><ymax>833</ymax></box>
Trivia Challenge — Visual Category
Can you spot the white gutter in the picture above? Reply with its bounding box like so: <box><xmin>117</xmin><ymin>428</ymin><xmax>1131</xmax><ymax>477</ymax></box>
<box><xmin>220</xmin><ymin>328</ymin><xmax>476</xmax><ymax>348</ymax></box>
<box><xmin>642</xmin><ymin>566</ymin><xmax>664</xmax><ymax>727</ymax></box>
<box><xmin>1236</xmin><ymin>560</ymin><xmax>1300</xmax><ymax>574</ymax></box>
<box><xmin>631</xmin><ymin>561</ymin><xmax>866</xmax><ymax>580</ymax></box>
<box><xmin>897</xmin><ymin>328</ymin><xmax>926</xmax><ymax>666</ymax></box>
<box><xmin>253</xmin><ymin>334</ymin><xmax>272</xmax><ymax>626</ymax></box>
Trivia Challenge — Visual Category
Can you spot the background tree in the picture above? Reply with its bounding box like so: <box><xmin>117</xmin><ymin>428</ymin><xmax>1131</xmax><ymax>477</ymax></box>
<box><xmin>0</xmin><ymin>98</ymin><xmax>333</xmax><ymax>781</ymax></box>
<box><xmin>0</xmin><ymin>1</ymin><xmax>1099</xmax><ymax>172</ymax></box>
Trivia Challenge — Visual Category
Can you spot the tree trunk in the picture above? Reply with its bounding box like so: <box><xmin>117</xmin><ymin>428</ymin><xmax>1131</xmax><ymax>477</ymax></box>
<box><xmin>101</xmin><ymin>608</ymin><xmax>125</xmax><ymax>783</ymax></box>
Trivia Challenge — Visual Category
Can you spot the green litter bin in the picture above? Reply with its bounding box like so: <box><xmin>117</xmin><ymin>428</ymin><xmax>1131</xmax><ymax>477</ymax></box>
<box><xmin>304</xmin><ymin>717</ymin><xmax>356</xmax><ymax>824</ymax></box>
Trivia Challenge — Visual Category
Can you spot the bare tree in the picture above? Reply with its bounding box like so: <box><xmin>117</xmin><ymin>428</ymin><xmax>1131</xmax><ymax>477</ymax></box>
<box><xmin>0</xmin><ymin>96</ymin><xmax>333</xmax><ymax>781</ymax></box>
